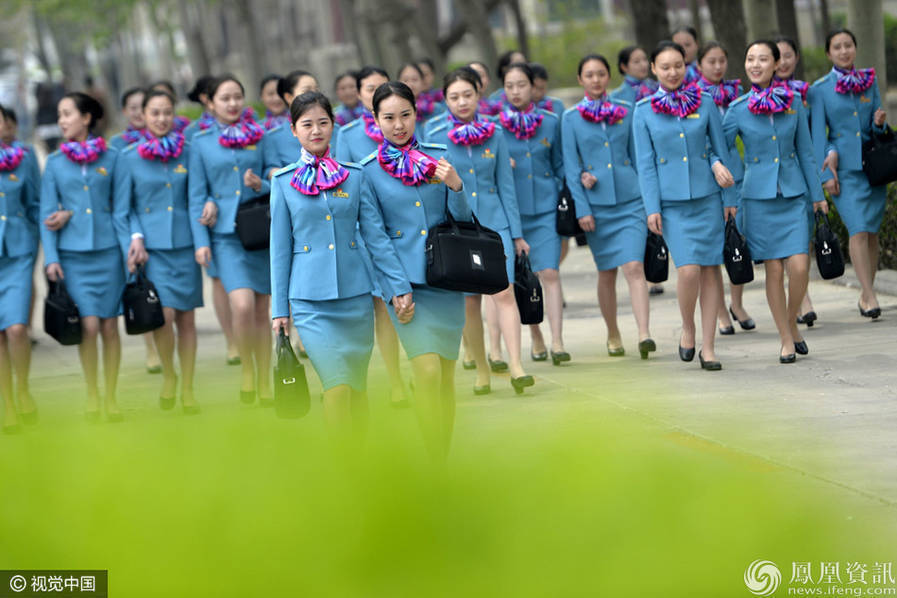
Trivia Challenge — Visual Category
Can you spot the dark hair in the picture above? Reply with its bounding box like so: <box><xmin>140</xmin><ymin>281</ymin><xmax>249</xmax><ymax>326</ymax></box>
<box><xmin>62</xmin><ymin>92</ymin><xmax>104</xmax><ymax>131</ymax></box>
<box><xmin>289</xmin><ymin>91</ymin><xmax>334</xmax><ymax>126</ymax></box>
<box><xmin>397</xmin><ymin>62</ymin><xmax>425</xmax><ymax>80</ymax></box>
<box><xmin>442</xmin><ymin>67</ymin><xmax>481</xmax><ymax>97</ymax></box>
<box><xmin>698</xmin><ymin>41</ymin><xmax>728</xmax><ymax>64</ymax></box>
<box><xmin>469</xmin><ymin>61</ymin><xmax>490</xmax><ymax>77</ymax></box>
<box><xmin>671</xmin><ymin>26</ymin><xmax>699</xmax><ymax>43</ymax></box>
<box><xmin>355</xmin><ymin>65</ymin><xmax>390</xmax><ymax>92</ymax></box>
<box><xmin>502</xmin><ymin>62</ymin><xmax>534</xmax><ymax>85</ymax></box>
<box><xmin>825</xmin><ymin>28</ymin><xmax>857</xmax><ymax>53</ymax></box>
<box><xmin>187</xmin><ymin>76</ymin><xmax>213</xmax><ymax>103</ymax></box>
<box><xmin>142</xmin><ymin>89</ymin><xmax>176</xmax><ymax>110</ymax></box>
<box><xmin>529</xmin><ymin>62</ymin><xmax>549</xmax><ymax>81</ymax></box>
<box><xmin>259</xmin><ymin>74</ymin><xmax>281</xmax><ymax>94</ymax></box>
<box><xmin>208</xmin><ymin>74</ymin><xmax>245</xmax><ymax>100</ymax></box>
<box><xmin>745</xmin><ymin>39</ymin><xmax>781</xmax><ymax>62</ymax></box>
<box><xmin>417</xmin><ymin>57</ymin><xmax>435</xmax><ymax>71</ymax></box>
<box><xmin>120</xmin><ymin>87</ymin><xmax>145</xmax><ymax>108</ymax></box>
<box><xmin>0</xmin><ymin>104</ymin><xmax>16</xmax><ymax>124</ymax></box>
<box><xmin>651</xmin><ymin>41</ymin><xmax>686</xmax><ymax>63</ymax></box>
<box><xmin>773</xmin><ymin>36</ymin><xmax>800</xmax><ymax>56</ymax></box>
<box><xmin>578</xmin><ymin>54</ymin><xmax>611</xmax><ymax>77</ymax></box>
<box><xmin>617</xmin><ymin>45</ymin><xmax>645</xmax><ymax>75</ymax></box>
<box><xmin>497</xmin><ymin>50</ymin><xmax>525</xmax><ymax>79</ymax></box>
<box><xmin>372</xmin><ymin>81</ymin><xmax>416</xmax><ymax>116</ymax></box>
<box><xmin>150</xmin><ymin>80</ymin><xmax>177</xmax><ymax>96</ymax></box>
<box><xmin>333</xmin><ymin>71</ymin><xmax>357</xmax><ymax>91</ymax></box>
<box><xmin>277</xmin><ymin>70</ymin><xmax>314</xmax><ymax>102</ymax></box>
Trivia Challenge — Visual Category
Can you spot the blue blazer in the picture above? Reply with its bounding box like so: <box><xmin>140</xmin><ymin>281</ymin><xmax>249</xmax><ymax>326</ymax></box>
<box><xmin>108</xmin><ymin>132</ymin><xmax>136</xmax><ymax>151</ymax></box>
<box><xmin>0</xmin><ymin>150</ymin><xmax>40</xmax><ymax>258</ymax></box>
<box><xmin>723</xmin><ymin>94</ymin><xmax>824</xmax><ymax>203</ymax></box>
<box><xmin>632</xmin><ymin>91</ymin><xmax>732</xmax><ymax>216</ymax></box>
<box><xmin>359</xmin><ymin>142</ymin><xmax>472</xmax><ymax>286</ymax></box>
<box><xmin>269</xmin><ymin>162</ymin><xmax>408</xmax><ymax>316</ymax></box>
<box><xmin>187</xmin><ymin>125</ymin><xmax>277</xmax><ymax>248</ymax></box>
<box><xmin>427</xmin><ymin>123</ymin><xmax>522</xmax><ymax>238</ymax></box>
<box><xmin>809</xmin><ymin>69</ymin><xmax>888</xmax><ymax>181</ymax></box>
<box><xmin>500</xmin><ymin>110</ymin><xmax>563</xmax><ymax>216</ymax></box>
<box><xmin>539</xmin><ymin>96</ymin><xmax>566</xmax><ymax>118</ymax></box>
<box><xmin>561</xmin><ymin>99</ymin><xmax>640</xmax><ymax>217</ymax></box>
<box><xmin>40</xmin><ymin>147</ymin><xmax>125</xmax><ymax>265</ymax></box>
<box><xmin>266</xmin><ymin>124</ymin><xmax>343</xmax><ymax>173</ymax></box>
<box><xmin>183</xmin><ymin>120</ymin><xmax>206</xmax><ymax>142</ymax></box>
<box><xmin>112</xmin><ymin>143</ymin><xmax>199</xmax><ymax>254</ymax></box>
<box><xmin>333</xmin><ymin>119</ymin><xmax>379</xmax><ymax>163</ymax></box>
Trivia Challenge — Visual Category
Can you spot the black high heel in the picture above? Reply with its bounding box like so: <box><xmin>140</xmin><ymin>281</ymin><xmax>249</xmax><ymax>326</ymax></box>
<box><xmin>531</xmin><ymin>351</ymin><xmax>548</xmax><ymax>362</ymax></box>
<box><xmin>718</xmin><ymin>325</ymin><xmax>735</xmax><ymax>335</ymax></box>
<box><xmin>511</xmin><ymin>375</ymin><xmax>534</xmax><ymax>394</ymax></box>
<box><xmin>794</xmin><ymin>340</ymin><xmax>809</xmax><ymax>355</ymax></box>
<box><xmin>729</xmin><ymin>306</ymin><xmax>756</xmax><ymax>331</ymax></box>
<box><xmin>550</xmin><ymin>351</ymin><xmax>571</xmax><ymax>366</ymax></box>
<box><xmin>638</xmin><ymin>339</ymin><xmax>656</xmax><ymax>360</ymax></box>
<box><xmin>679</xmin><ymin>345</ymin><xmax>695</xmax><ymax>362</ymax></box>
<box><xmin>473</xmin><ymin>384</ymin><xmax>491</xmax><ymax>396</ymax></box>
<box><xmin>462</xmin><ymin>360</ymin><xmax>477</xmax><ymax>370</ymax></box>
<box><xmin>797</xmin><ymin>311</ymin><xmax>817</xmax><ymax>327</ymax></box>
<box><xmin>239</xmin><ymin>390</ymin><xmax>256</xmax><ymax>404</ymax></box>
<box><xmin>779</xmin><ymin>350</ymin><xmax>796</xmax><ymax>364</ymax></box>
<box><xmin>858</xmin><ymin>301</ymin><xmax>881</xmax><ymax>319</ymax></box>
<box><xmin>698</xmin><ymin>351</ymin><xmax>722</xmax><ymax>371</ymax></box>
<box><xmin>488</xmin><ymin>357</ymin><xmax>509</xmax><ymax>373</ymax></box>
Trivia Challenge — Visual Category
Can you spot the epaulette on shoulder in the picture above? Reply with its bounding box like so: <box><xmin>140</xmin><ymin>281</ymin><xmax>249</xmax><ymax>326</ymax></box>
<box><xmin>728</xmin><ymin>93</ymin><xmax>749</xmax><ymax>107</ymax></box>
<box><xmin>612</xmin><ymin>98</ymin><xmax>631</xmax><ymax>107</ymax></box>
<box><xmin>360</xmin><ymin>151</ymin><xmax>378</xmax><ymax>166</ymax></box>
<box><xmin>272</xmin><ymin>162</ymin><xmax>299</xmax><ymax>177</ymax></box>
<box><xmin>193</xmin><ymin>128</ymin><xmax>214</xmax><ymax>139</ymax></box>
<box><xmin>341</xmin><ymin>119</ymin><xmax>360</xmax><ymax>131</ymax></box>
<box><xmin>539</xmin><ymin>108</ymin><xmax>559</xmax><ymax>121</ymax></box>
<box><xmin>428</xmin><ymin>122</ymin><xmax>449</xmax><ymax>136</ymax></box>
<box><xmin>341</xmin><ymin>160</ymin><xmax>362</xmax><ymax>171</ymax></box>
<box><xmin>636</xmin><ymin>97</ymin><xmax>652</xmax><ymax>107</ymax></box>
<box><xmin>812</xmin><ymin>72</ymin><xmax>833</xmax><ymax>87</ymax></box>
<box><xmin>419</xmin><ymin>142</ymin><xmax>446</xmax><ymax>152</ymax></box>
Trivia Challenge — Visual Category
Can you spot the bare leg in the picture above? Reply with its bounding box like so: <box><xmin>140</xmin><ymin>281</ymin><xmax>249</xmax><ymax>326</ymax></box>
<box><xmin>463</xmin><ymin>295</ymin><xmax>489</xmax><ymax>388</ymax></box>
<box><xmin>621</xmin><ymin>261</ymin><xmax>650</xmax><ymax>339</ymax></box>
<box><xmin>254</xmin><ymin>292</ymin><xmax>272</xmax><ymax>399</ymax></box>
<box><xmin>491</xmin><ymin>287</ymin><xmax>525</xmax><ymax>379</ymax></box>
<box><xmin>373</xmin><ymin>296</ymin><xmax>406</xmax><ymax>403</ymax></box>
<box><xmin>597</xmin><ymin>268</ymin><xmax>621</xmax><ymax>347</ymax></box>
<box><xmin>538</xmin><ymin>268</ymin><xmax>564</xmax><ymax>352</ymax></box>
<box><xmin>100</xmin><ymin>317</ymin><xmax>121</xmax><ymax>416</ymax></box>
<box><xmin>229</xmin><ymin>288</ymin><xmax>256</xmax><ymax>393</ymax></box>
<box><xmin>212</xmin><ymin>277</ymin><xmax>238</xmax><ymax>361</ymax></box>
<box><xmin>7</xmin><ymin>325</ymin><xmax>33</xmax><ymax>412</ymax></box>
<box><xmin>676</xmin><ymin>265</ymin><xmax>701</xmax><ymax>350</ymax></box>
<box><xmin>0</xmin><ymin>333</ymin><xmax>15</xmax><ymax>428</ymax></box>
<box><xmin>153</xmin><ymin>307</ymin><xmax>177</xmax><ymax>399</ymax></box>
<box><xmin>763</xmin><ymin>259</ymin><xmax>795</xmax><ymax>357</ymax></box>
<box><xmin>698</xmin><ymin>267</ymin><xmax>722</xmax><ymax>361</ymax></box>
<box><xmin>77</xmin><ymin>316</ymin><xmax>101</xmax><ymax>413</ymax></box>
<box><xmin>175</xmin><ymin>310</ymin><xmax>198</xmax><ymax>407</ymax></box>
<box><xmin>143</xmin><ymin>332</ymin><xmax>160</xmax><ymax>371</ymax></box>
<box><xmin>785</xmin><ymin>254</ymin><xmax>809</xmax><ymax>344</ymax></box>
<box><xmin>849</xmin><ymin>232</ymin><xmax>879</xmax><ymax>310</ymax></box>
<box><xmin>868</xmin><ymin>233</ymin><xmax>880</xmax><ymax>286</ymax></box>
<box><xmin>717</xmin><ymin>269</ymin><xmax>734</xmax><ymax>329</ymax></box>
<box><xmin>484</xmin><ymin>293</ymin><xmax>502</xmax><ymax>362</ymax></box>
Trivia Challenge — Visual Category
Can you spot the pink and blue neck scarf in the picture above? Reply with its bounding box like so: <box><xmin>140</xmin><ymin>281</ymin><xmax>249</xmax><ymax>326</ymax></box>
<box><xmin>138</xmin><ymin>130</ymin><xmax>185</xmax><ymax>162</ymax></box>
<box><xmin>833</xmin><ymin>66</ymin><xmax>875</xmax><ymax>94</ymax></box>
<box><xmin>697</xmin><ymin>74</ymin><xmax>741</xmax><ymax>108</ymax></box>
<box><xmin>536</xmin><ymin>97</ymin><xmax>554</xmax><ymax>113</ymax></box>
<box><xmin>60</xmin><ymin>136</ymin><xmax>107</xmax><ymax>165</ymax></box>
<box><xmin>121</xmin><ymin>125</ymin><xmax>148</xmax><ymax>145</ymax></box>
<box><xmin>576</xmin><ymin>95</ymin><xmax>627</xmax><ymax>125</ymax></box>
<box><xmin>290</xmin><ymin>147</ymin><xmax>349</xmax><ymax>195</ymax></box>
<box><xmin>447</xmin><ymin>113</ymin><xmax>495</xmax><ymax>146</ymax></box>
<box><xmin>377</xmin><ymin>137</ymin><xmax>438</xmax><ymax>186</ymax></box>
<box><xmin>0</xmin><ymin>142</ymin><xmax>26</xmax><ymax>172</ymax></box>
<box><xmin>335</xmin><ymin>103</ymin><xmax>365</xmax><ymax>126</ymax></box>
<box><xmin>263</xmin><ymin>110</ymin><xmax>290</xmax><ymax>131</ymax></box>
<box><xmin>747</xmin><ymin>83</ymin><xmax>794</xmax><ymax>115</ymax></box>
<box><xmin>416</xmin><ymin>94</ymin><xmax>439</xmax><ymax>122</ymax></box>
<box><xmin>773</xmin><ymin>75</ymin><xmax>809</xmax><ymax>102</ymax></box>
<box><xmin>173</xmin><ymin>115</ymin><xmax>191</xmax><ymax>133</ymax></box>
<box><xmin>197</xmin><ymin>111</ymin><xmax>216</xmax><ymax>130</ymax></box>
<box><xmin>478</xmin><ymin>97</ymin><xmax>503</xmax><ymax>116</ymax></box>
<box><xmin>650</xmin><ymin>83</ymin><xmax>702</xmax><ymax>117</ymax></box>
<box><xmin>500</xmin><ymin>103</ymin><xmax>543</xmax><ymax>140</ymax></box>
<box><xmin>218</xmin><ymin>110</ymin><xmax>265</xmax><ymax>149</ymax></box>
<box><xmin>361</xmin><ymin>109</ymin><xmax>384</xmax><ymax>144</ymax></box>
<box><xmin>684</xmin><ymin>62</ymin><xmax>701</xmax><ymax>85</ymax></box>
<box><xmin>624</xmin><ymin>75</ymin><xmax>659</xmax><ymax>102</ymax></box>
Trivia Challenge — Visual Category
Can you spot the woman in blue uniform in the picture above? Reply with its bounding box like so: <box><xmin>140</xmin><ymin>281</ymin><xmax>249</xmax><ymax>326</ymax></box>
<box><xmin>267</xmin><ymin>70</ymin><xmax>322</xmax><ymax>169</ymax></box>
<box><xmin>398</xmin><ymin>62</ymin><xmax>445</xmax><ymax>125</ymax></box>
<box><xmin>183</xmin><ymin>76</ymin><xmax>216</xmax><ymax>142</ymax></box>
<box><xmin>611</xmin><ymin>46</ymin><xmax>659</xmax><ymax>104</ymax></box>
<box><xmin>333</xmin><ymin>71</ymin><xmax>364</xmax><ymax>127</ymax></box>
<box><xmin>108</xmin><ymin>87</ymin><xmax>146</xmax><ymax>150</ymax></box>
<box><xmin>672</xmin><ymin>27</ymin><xmax>701</xmax><ymax>85</ymax></box>
<box><xmin>149</xmin><ymin>81</ymin><xmax>191</xmax><ymax>134</ymax></box>
<box><xmin>632</xmin><ymin>41</ymin><xmax>736</xmax><ymax>370</ymax></box>
<box><xmin>259</xmin><ymin>74</ymin><xmax>289</xmax><ymax>131</ymax></box>
<box><xmin>468</xmin><ymin>62</ymin><xmax>502</xmax><ymax>117</ymax></box>
<box><xmin>0</xmin><ymin>110</ymin><xmax>39</xmax><ymax>432</ymax></box>
<box><xmin>530</xmin><ymin>63</ymin><xmax>565</xmax><ymax>118</ymax></box>
<box><xmin>41</xmin><ymin>92</ymin><xmax>126</xmax><ymax>420</ymax></box>
<box><xmin>113</xmin><ymin>89</ymin><xmax>203</xmax><ymax>412</ymax></box>
<box><xmin>564</xmin><ymin>54</ymin><xmax>655</xmax><ymax>359</ymax></box>
<box><xmin>429</xmin><ymin>67</ymin><xmax>533</xmax><ymax>395</ymax></box>
<box><xmin>271</xmin><ymin>91</ymin><xmax>408</xmax><ymax>442</ymax></box>
<box><xmin>809</xmin><ymin>28</ymin><xmax>889</xmax><ymax>320</ymax></box>
<box><xmin>188</xmin><ymin>74</ymin><xmax>277</xmax><ymax>405</ymax></box>
<box><xmin>724</xmin><ymin>40</ymin><xmax>827</xmax><ymax>362</ymax></box>
<box><xmin>417</xmin><ymin>58</ymin><xmax>445</xmax><ymax>106</ymax></box>
<box><xmin>694</xmin><ymin>41</ymin><xmax>756</xmax><ymax>335</ymax></box>
<box><xmin>359</xmin><ymin>81</ymin><xmax>470</xmax><ymax>458</ymax></box>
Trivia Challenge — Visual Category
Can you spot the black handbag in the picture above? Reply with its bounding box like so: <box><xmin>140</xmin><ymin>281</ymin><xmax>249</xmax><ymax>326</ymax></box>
<box><xmin>722</xmin><ymin>215</ymin><xmax>754</xmax><ymax>285</ymax></box>
<box><xmin>643</xmin><ymin>232</ymin><xmax>669</xmax><ymax>284</ymax></box>
<box><xmin>44</xmin><ymin>279</ymin><xmax>82</xmax><ymax>345</ymax></box>
<box><xmin>513</xmin><ymin>253</ymin><xmax>543</xmax><ymax>325</ymax></box>
<box><xmin>235</xmin><ymin>193</ymin><xmax>271</xmax><ymax>251</ymax></box>
<box><xmin>273</xmin><ymin>329</ymin><xmax>310</xmax><ymax>419</ymax></box>
<box><xmin>814</xmin><ymin>211</ymin><xmax>845</xmax><ymax>280</ymax></box>
<box><xmin>556</xmin><ymin>185</ymin><xmax>583</xmax><ymax>237</ymax></box>
<box><xmin>122</xmin><ymin>266</ymin><xmax>165</xmax><ymax>335</ymax></box>
<box><xmin>425</xmin><ymin>192</ymin><xmax>509</xmax><ymax>295</ymax></box>
<box><xmin>861</xmin><ymin>127</ymin><xmax>897</xmax><ymax>187</ymax></box>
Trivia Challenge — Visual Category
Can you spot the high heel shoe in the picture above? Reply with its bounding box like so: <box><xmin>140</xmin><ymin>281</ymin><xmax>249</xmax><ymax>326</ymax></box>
<box><xmin>159</xmin><ymin>376</ymin><xmax>178</xmax><ymax>410</ymax></box>
<box><xmin>678</xmin><ymin>345</ymin><xmax>695</xmax><ymax>362</ymax></box>
<box><xmin>19</xmin><ymin>400</ymin><xmax>39</xmax><ymax>426</ymax></box>
<box><xmin>779</xmin><ymin>350</ymin><xmax>796</xmax><ymax>364</ymax></box>
<box><xmin>797</xmin><ymin>311</ymin><xmax>817</xmax><ymax>327</ymax></box>
<box><xmin>226</xmin><ymin>355</ymin><xmax>241</xmax><ymax>366</ymax></box>
<box><xmin>858</xmin><ymin>301</ymin><xmax>881</xmax><ymax>319</ymax></box>
<box><xmin>239</xmin><ymin>390</ymin><xmax>256</xmax><ymax>404</ymax></box>
<box><xmin>638</xmin><ymin>339</ymin><xmax>656</xmax><ymax>360</ymax></box>
<box><xmin>718</xmin><ymin>325</ymin><xmax>735</xmax><ymax>335</ymax></box>
<box><xmin>550</xmin><ymin>351</ymin><xmax>571</xmax><ymax>366</ymax></box>
<box><xmin>530</xmin><ymin>351</ymin><xmax>548</xmax><ymax>362</ymax></box>
<box><xmin>488</xmin><ymin>357</ymin><xmax>509</xmax><ymax>373</ymax></box>
<box><xmin>698</xmin><ymin>351</ymin><xmax>722</xmax><ymax>371</ymax></box>
<box><xmin>462</xmin><ymin>360</ymin><xmax>477</xmax><ymax>370</ymax></box>
<box><xmin>794</xmin><ymin>340</ymin><xmax>809</xmax><ymax>355</ymax></box>
<box><xmin>729</xmin><ymin>306</ymin><xmax>756</xmax><ymax>331</ymax></box>
<box><xmin>606</xmin><ymin>341</ymin><xmax>625</xmax><ymax>357</ymax></box>
<box><xmin>511</xmin><ymin>375</ymin><xmax>534</xmax><ymax>395</ymax></box>
<box><xmin>473</xmin><ymin>384</ymin><xmax>491</xmax><ymax>396</ymax></box>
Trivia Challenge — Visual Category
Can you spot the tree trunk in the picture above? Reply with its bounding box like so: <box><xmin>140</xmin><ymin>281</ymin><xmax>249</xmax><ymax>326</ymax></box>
<box><xmin>742</xmin><ymin>0</ymin><xmax>778</xmax><ymax>40</ymax></box>
<box><xmin>413</xmin><ymin>0</ymin><xmax>447</xmax><ymax>74</ymax></box>
<box><xmin>630</xmin><ymin>0</ymin><xmax>670</xmax><ymax>55</ymax></box>
<box><xmin>233</xmin><ymin>0</ymin><xmax>266</xmax><ymax>91</ymax></box>
<box><xmin>705</xmin><ymin>0</ymin><xmax>748</xmax><ymax>84</ymax></box>
<box><xmin>775</xmin><ymin>0</ymin><xmax>799</xmax><ymax>42</ymax></box>
<box><xmin>177</xmin><ymin>0</ymin><xmax>212</xmax><ymax>77</ymax></box>
<box><xmin>688</xmin><ymin>0</ymin><xmax>703</xmax><ymax>42</ymax></box>
<box><xmin>457</xmin><ymin>0</ymin><xmax>499</xmax><ymax>79</ymax></box>
<box><xmin>818</xmin><ymin>0</ymin><xmax>831</xmax><ymax>42</ymax></box>
<box><xmin>848</xmin><ymin>0</ymin><xmax>887</xmax><ymax>91</ymax></box>
<box><xmin>506</xmin><ymin>0</ymin><xmax>530</xmax><ymax>58</ymax></box>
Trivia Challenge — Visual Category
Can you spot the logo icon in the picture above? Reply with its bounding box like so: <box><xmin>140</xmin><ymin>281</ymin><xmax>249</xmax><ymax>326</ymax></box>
<box><xmin>9</xmin><ymin>574</ymin><xmax>27</xmax><ymax>592</ymax></box>
<box><xmin>744</xmin><ymin>560</ymin><xmax>781</xmax><ymax>596</ymax></box>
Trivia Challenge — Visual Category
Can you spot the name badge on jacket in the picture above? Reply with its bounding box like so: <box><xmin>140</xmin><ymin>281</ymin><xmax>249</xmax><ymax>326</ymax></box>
<box><xmin>481</xmin><ymin>148</ymin><xmax>496</xmax><ymax>159</ymax></box>
<box><xmin>97</xmin><ymin>166</ymin><xmax>109</xmax><ymax>176</ymax></box>
<box><xmin>686</xmin><ymin>113</ymin><xmax>701</xmax><ymax>119</ymax></box>
<box><xmin>332</xmin><ymin>189</ymin><xmax>349</xmax><ymax>198</ymax></box>
<box><xmin>860</xmin><ymin>96</ymin><xmax>871</xmax><ymax>103</ymax></box>
<box><xmin>540</xmin><ymin>138</ymin><xmax>551</xmax><ymax>147</ymax></box>
<box><xmin>174</xmin><ymin>164</ymin><xmax>188</xmax><ymax>174</ymax></box>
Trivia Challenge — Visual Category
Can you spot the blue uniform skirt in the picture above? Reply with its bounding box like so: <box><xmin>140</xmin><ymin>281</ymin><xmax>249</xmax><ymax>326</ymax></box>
<box><xmin>521</xmin><ymin>212</ymin><xmax>561</xmax><ymax>271</ymax></box>
<box><xmin>290</xmin><ymin>294</ymin><xmax>374</xmax><ymax>392</ymax></box>
<box><xmin>205</xmin><ymin>258</ymin><xmax>219</xmax><ymax>279</ymax></box>
<box><xmin>388</xmin><ymin>284</ymin><xmax>464</xmax><ymax>360</ymax></box>
<box><xmin>211</xmin><ymin>233</ymin><xmax>270</xmax><ymax>294</ymax></box>
<box><xmin>586</xmin><ymin>197</ymin><xmax>648</xmax><ymax>271</ymax></box>
<box><xmin>0</xmin><ymin>254</ymin><xmax>35</xmax><ymax>330</ymax></box>
<box><xmin>742</xmin><ymin>194</ymin><xmax>810</xmax><ymax>261</ymax></box>
<box><xmin>661</xmin><ymin>193</ymin><xmax>724</xmax><ymax>267</ymax></box>
<box><xmin>59</xmin><ymin>247</ymin><xmax>125</xmax><ymax>318</ymax></box>
<box><xmin>499</xmin><ymin>227</ymin><xmax>515</xmax><ymax>284</ymax></box>
<box><xmin>832</xmin><ymin>169</ymin><xmax>888</xmax><ymax>236</ymax></box>
<box><xmin>146</xmin><ymin>247</ymin><xmax>203</xmax><ymax>311</ymax></box>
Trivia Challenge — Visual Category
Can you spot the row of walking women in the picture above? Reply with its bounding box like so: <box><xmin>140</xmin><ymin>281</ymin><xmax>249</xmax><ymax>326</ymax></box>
<box><xmin>0</xmin><ymin>29</ymin><xmax>890</xmax><ymax>461</ymax></box>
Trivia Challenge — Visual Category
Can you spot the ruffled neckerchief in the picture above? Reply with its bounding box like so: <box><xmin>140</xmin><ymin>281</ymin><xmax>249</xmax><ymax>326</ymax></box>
<box><xmin>377</xmin><ymin>136</ymin><xmax>438</xmax><ymax>186</ymax></box>
<box><xmin>120</xmin><ymin>125</ymin><xmax>148</xmax><ymax>145</ymax></box>
<box><xmin>137</xmin><ymin>130</ymin><xmax>185</xmax><ymax>162</ymax></box>
<box><xmin>576</xmin><ymin>95</ymin><xmax>627</xmax><ymax>125</ymax></box>
<box><xmin>447</xmin><ymin>112</ymin><xmax>495</xmax><ymax>146</ymax></box>
<box><xmin>536</xmin><ymin>97</ymin><xmax>554</xmax><ymax>113</ymax></box>
<box><xmin>197</xmin><ymin>111</ymin><xmax>217</xmax><ymax>130</ymax></box>
<box><xmin>334</xmin><ymin>103</ymin><xmax>365</xmax><ymax>126</ymax></box>
<box><xmin>773</xmin><ymin>75</ymin><xmax>809</xmax><ymax>102</ymax></box>
<box><xmin>478</xmin><ymin>97</ymin><xmax>503</xmax><ymax>116</ymax></box>
<box><xmin>0</xmin><ymin>142</ymin><xmax>26</xmax><ymax>172</ymax></box>
<box><xmin>650</xmin><ymin>83</ymin><xmax>702</xmax><ymax>117</ymax></box>
<box><xmin>60</xmin><ymin>136</ymin><xmax>107</xmax><ymax>165</ymax></box>
<box><xmin>624</xmin><ymin>75</ymin><xmax>660</xmax><ymax>102</ymax></box>
<box><xmin>696</xmin><ymin>74</ymin><xmax>741</xmax><ymax>109</ymax></box>
<box><xmin>218</xmin><ymin>109</ymin><xmax>265</xmax><ymax>149</ymax></box>
<box><xmin>173</xmin><ymin>115</ymin><xmax>191</xmax><ymax>134</ymax></box>
<box><xmin>684</xmin><ymin>62</ymin><xmax>701</xmax><ymax>85</ymax></box>
<box><xmin>747</xmin><ymin>82</ymin><xmax>794</xmax><ymax>115</ymax></box>
<box><xmin>416</xmin><ymin>94</ymin><xmax>440</xmax><ymax>123</ymax></box>
<box><xmin>289</xmin><ymin>147</ymin><xmax>349</xmax><ymax>195</ymax></box>
<box><xmin>499</xmin><ymin>103</ymin><xmax>543</xmax><ymax>140</ymax></box>
<box><xmin>832</xmin><ymin>65</ymin><xmax>875</xmax><ymax>94</ymax></box>
<box><xmin>263</xmin><ymin>110</ymin><xmax>290</xmax><ymax>131</ymax></box>
<box><xmin>360</xmin><ymin>109</ymin><xmax>384</xmax><ymax>143</ymax></box>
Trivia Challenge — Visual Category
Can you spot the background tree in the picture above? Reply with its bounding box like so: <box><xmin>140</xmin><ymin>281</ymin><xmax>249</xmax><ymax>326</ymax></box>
<box><xmin>705</xmin><ymin>0</ymin><xmax>749</xmax><ymax>83</ymax></box>
<box><xmin>630</xmin><ymin>0</ymin><xmax>670</xmax><ymax>54</ymax></box>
